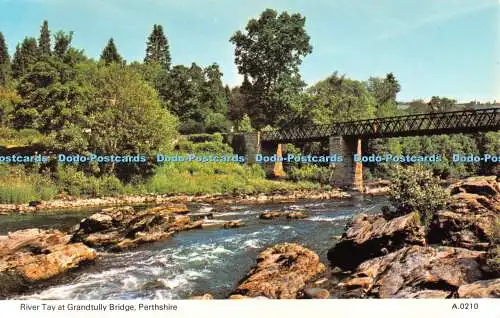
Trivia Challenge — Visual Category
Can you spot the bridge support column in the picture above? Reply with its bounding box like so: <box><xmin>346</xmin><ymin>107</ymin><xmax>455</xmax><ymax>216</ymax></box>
<box><xmin>329</xmin><ymin>136</ymin><xmax>363</xmax><ymax>191</ymax></box>
<box><xmin>231</xmin><ymin>132</ymin><xmax>259</xmax><ymax>164</ymax></box>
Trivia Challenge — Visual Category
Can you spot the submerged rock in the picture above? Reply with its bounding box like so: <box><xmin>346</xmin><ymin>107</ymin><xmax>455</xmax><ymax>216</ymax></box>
<box><xmin>259</xmin><ymin>211</ymin><xmax>283</xmax><ymax>219</ymax></box>
<box><xmin>0</xmin><ymin>229</ymin><xmax>96</xmax><ymax>298</ymax></box>
<box><xmin>327</xmin><ymin>212</ymin><xmax>426</xmax><ymax>270</ymax></box>
<box><xmin>223</xmin><ymin>221</ymin><xmax>245</xmax><ymax>228</ymax></box>
<box><xmin>231</xmin><ymin>243</ymin><xmax>325</xmax><ymax>299</ymax></box>
<box><xmin>286</xmin><ymin>211</ymin><xmax>308</xmax><ymax>219</ymax></box>
<box><xmin>337</xmin><ymin>245</ymin><xmax>484</xmax><ymax>298</ymax></box>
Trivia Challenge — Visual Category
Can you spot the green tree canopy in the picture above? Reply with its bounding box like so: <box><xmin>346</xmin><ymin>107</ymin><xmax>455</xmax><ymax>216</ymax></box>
<box><xmin>158</xmin><ymin>62</ymin><xmax>230</xmax><ymax>134</ymax></box>
<box><xmin>0</xmin><ymin>32</ymin><xmax>10</xmax><ymax>86</ymax></box>
<box><xmin>38</xmin><ymin>20</ymin><xmax>51</xmax><ymax>55</ymax></box>
<box><xmin>100</xmin><ymin>38</ymin><xmax>123</xmax><ymax>65</ymax></box>
<box><xmin>12</xmin><ymin>37</ymin><xmax>38</xmax><ymax>78</ymax></box>
<box><xmin>144</xmin><ymin>24</ymin><xmax>171</xmax><ymax>70</ymax></box>
<box><xmin>88</xmin><ymin>64</ymin><xmax>178</xmax><ymax>179</ymax></box>
<box><xmin>308</xmin><ymin>72</ymin><xmax>376</xmax><ymax>124</ymax></box>
<box><xmin>230</xmin><ymin>9</ymin><xmax>312</xmax><ymax>128</ymax></box>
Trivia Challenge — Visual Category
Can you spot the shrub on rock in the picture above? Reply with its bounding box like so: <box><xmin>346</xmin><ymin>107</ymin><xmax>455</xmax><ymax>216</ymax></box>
<box><xmin>389</xmin><ymin>165</ymin><xmax>449</xmax><ymax>227</ymax></box>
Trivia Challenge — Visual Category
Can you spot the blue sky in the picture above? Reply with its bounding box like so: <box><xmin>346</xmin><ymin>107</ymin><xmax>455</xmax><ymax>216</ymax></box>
<box><xmin>0</xmin><ymin>0</ymin><xmax>498</xmax><ymax>102</ymax></box>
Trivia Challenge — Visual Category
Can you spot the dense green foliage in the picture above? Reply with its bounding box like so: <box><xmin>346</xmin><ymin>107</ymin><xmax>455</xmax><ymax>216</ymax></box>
<box><xmin>0</xmin><ymin>12</ymin><xmax>498</xmax><ymax>203</ymax></box>
<box><xmin>0</xmin><ymin>32</ymin><xmax>10</xmax><ymax>86</ymax></box>
<box><xmin>144</xmin><ymin>24</ymin><xmax>171</xmax><ymax>70</ymax></box>
<box><xmin>389</xmin><ymin>165</ymin><xmax>450</xmax><ymax>227</ymax></box>
<box><xmin>230</xmin><ymin>9</ymin><xmax>312</xmax><ymax>128</ymax></box>
<box><xmin>100</xmin><ymin>38</ymin><xmax>123</xmax><ymax>65</ymax></box>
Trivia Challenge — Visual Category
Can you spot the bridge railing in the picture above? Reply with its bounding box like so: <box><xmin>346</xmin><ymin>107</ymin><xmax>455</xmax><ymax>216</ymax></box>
<box><xmin>261</xmin><ymin>108</ymin><xmax>500</xmax><ymax>142</ymax></box>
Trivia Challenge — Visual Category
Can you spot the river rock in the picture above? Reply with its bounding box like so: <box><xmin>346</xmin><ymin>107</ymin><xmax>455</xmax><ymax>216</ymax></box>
<box><xmin>302</xmin><ymin>288</ymin><xmax>330</xmax><ymax>299</ymax></box>
<box><xmin>191</xmin><ymin>293</ymin><xmax>214</xmax><ymax>300</ymax></box>
<box><xmin>231</xmin><ymin>243</ymin><xmax>326</xmax><ymax>299</ymax></box>
<box><xmin>428</xmin><ymin>210</ymin><xmax>496</xmax><ymax>250</ymax></box>
<box><xmin>0</xmin><ymin>228</ymin><xmax>70</xmax><ymax>257</ymax></box>
<box><xmin>327</xmin><ymin>212</ymin><xmax>426</xmax><ymax>270</ymax></box>
<box><xmin>259</xmin><ymin>211</ymin><xmax>283</xmax><ymax>219</ymax></box>
<box><xmin>71</xmin><ymin>205</ymin><xmax>200</xmax><ymax>250</ymax></box>
<box><xmin>428</xmin><ymin>177</ymin><xmax>499</xmax><ymax>250</ymax></box>
<box><xmin>223</xmin><ymin>221</ymin><xmax>244</xmax><ymax>228</ymax></box>
<box><xmin>457</xmin><ymin>279</ymin><xmax>500</xmax><ymax>298</ymax></box>
<box><xmin>286</xmin><ymin>211</ymin><xmax>308</xmax><ymax>219</ymax></box>
<box><xmin>0</xmin><ymin>229</ymin><xmax>96</xmax><ymax>298</ymax></box>
<box><xmin>449</xmin><ymin>176</ymin><xmax>499</xmax><ymax>198</ymax></box>
<box><xmin>337</xmin><ymin>245</ymin><xmax>484</xmax><ymax>298</ymax></box>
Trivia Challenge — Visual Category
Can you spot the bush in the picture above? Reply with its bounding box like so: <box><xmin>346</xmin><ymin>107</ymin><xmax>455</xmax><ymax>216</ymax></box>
<box><xmin>389</xmin><ymin>165</ymin><xmax>449</xmax><ymax>227</ymax></box>
<box><xmin>288</xmin><ymin>165</ymin><xmax>331</xmax><ymax>184</ymax></box>
<box><xmin>56</xmin><ymin>165</ymin><xmax>125</xmax><ymax>197</ymax></box>
<box><xmin>0</xmin><ymin>166</ymin><xmax>57</xmax><ymax>203</ymax></box>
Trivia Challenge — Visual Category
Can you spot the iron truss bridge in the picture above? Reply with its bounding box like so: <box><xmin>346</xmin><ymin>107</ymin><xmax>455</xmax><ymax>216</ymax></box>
<box><xmin>260</xmin><ymin>108</ymin><xmax>500</xmax><ymax>143</ymax></box>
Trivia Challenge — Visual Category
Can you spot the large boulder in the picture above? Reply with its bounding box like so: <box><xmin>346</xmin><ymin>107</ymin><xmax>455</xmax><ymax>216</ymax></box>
<box><xmin>337</xmin><ymin>245</ymin><xmax>485</xmax><ymax>298</ymax></box>
<box><xmin>71</xmin><ymin>205</ymin><xmax>199</xmax><ymax>250</ymax></box>
<box><xmin>0</xmin><ymin>229</ymin><xmax>96</xmax><ymax>298</ymax></box>
<box><xmin>428</xmin><ymin>176</ymin><xmax>499</xmax><ymax>250</ymax></box>
<box><xmin>0</xmin><ymin>228</ymin><xmax>70</xmax><ymax>257</ymax></box>
<box><xmin>449</xmin><ymin>176</ymin><xmax>499</xmax><ymax>198</ymax></box>
<box><xmin>327</xmin><ymin>212</ymin><xmax>426</xmax><ymax>270</ymax></box>
<box><xmin>457</xmin><ymin>279</ymin><xmax>500</xmax><ymax>298</ymax></box>
<box><xmin>428</xmin><ymin>210</ymin><xmax>497</xmax><ymax>250</ymax></box>
<box><xmin>231</xmin><ymin>243</ymin><xmax>325</xmax><ymax>299</ymax></box>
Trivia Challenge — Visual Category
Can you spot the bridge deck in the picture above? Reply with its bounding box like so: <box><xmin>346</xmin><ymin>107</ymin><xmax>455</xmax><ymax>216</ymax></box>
<box><xmin>261</xmin><ymin>108</ymin><xmax>500</xmax><ymax>143</ymax></box>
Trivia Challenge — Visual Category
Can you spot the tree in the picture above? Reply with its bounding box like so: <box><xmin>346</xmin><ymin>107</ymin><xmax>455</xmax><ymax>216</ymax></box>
<box><xmin>366</xmin><ymin>73</ymin><xmax>401</xmax><ymax>117</ymax></box>
<box><xmin>237</xmin><ymin>114</ymin><xmax>254</xmax><ymax>132</ymax></box>
<box><xmin>14</xmin><ymin>56</ymin><xmax>94</xmax><ymax>153</ymax></box>
<box><xmin>53</xmin><ymin>30</ymin><xmax>73</xmax><ymax>58</ymax></box>
<box><xmin>38</xmin><ymin>20</ymin><xmax>51</xmax><ymax>55</ymax></box>
<box><xmin>158</xmin><ymin>62</ymin><xmax>230</xmax><ymax>134</ymax></box>
<box><xmin>88</xmin><ymin>64</ymin><xmax>178</xmax><ymax>179</ymax></box>
<box><xmin>308</xmin><ymin>72</ymin><xmax>376</xmax><ymax>124</ymax></box>
<box><xmin>230</xmin><ymin>9</ymin><xmax>312</xmax><ymax>128</ymax></box>
<box><xmin>144</xmin><ymin>24</ymin><xmax>171</xmax><ymax>69</ymax></box>
<box><xmin>100</xmin><ymin>38</ymin><xmax>123</xmax><ymax>65</ymax></box>
<box><xmin>12</xmin><ymin>37</ymin><xmax>38</xmax><ymax>78</ymax></box>
<box><xmin>0</xmin><ymin>87</ymin><xmax>20</xmax><ymax>126</ymax></box>
<box><xmin>0</xmin><ymin>32</ymin><xmax>10</xmax><ymax>85</ymax></box>
<box><xmin>428</xmin><ymin>96</ymin><xmax>456</xmax><ymax>113</ymax></box>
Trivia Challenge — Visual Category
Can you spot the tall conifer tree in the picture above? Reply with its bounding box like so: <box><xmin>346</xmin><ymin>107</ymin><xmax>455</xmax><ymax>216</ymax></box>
<box><xmin>0</xmin><ymin>32</ymin><xmax>11</xmax><ymax>85</ymax></box>
<box><xmin>144</xmin><ymin>24</ymin><xmax>171</xmax><ymax>69</ymax></box>
<box><xmin>38</xmin><ymin>20</ymin><xmax>51</xmax><ymax>55</ymax></box>
<box><xmin>100</xmin><ymin>38</ymin><xmax>123</xmax><ymax>65</ymax></box>
<box><xmin>12</xmin><ymin>37</ymin><xmax>38</xmax><ymax>78</ymax></box>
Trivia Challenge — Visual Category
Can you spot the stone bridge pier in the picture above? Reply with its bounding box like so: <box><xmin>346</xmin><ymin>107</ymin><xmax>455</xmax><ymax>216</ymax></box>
<box><xmin>229</xmin><ymin>132</ymin><xmax>364</xmax><ymax>190</ymax></box>
<box><xmin>328</xmin><ymin>136</ymin><xmax>363</xmax><ymax>191</ymax></box>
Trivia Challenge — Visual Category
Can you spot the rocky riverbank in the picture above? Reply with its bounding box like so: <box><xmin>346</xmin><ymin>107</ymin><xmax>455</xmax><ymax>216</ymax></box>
<box><xmin>319</xmin><ymin>175</ymin><xmax>499</xmax><ymax>298</ymax></box>
<box><xmin>0</xmin><ymin>203</ymin><xmax>229</xmax><ymax>298</ymax></box>
<box><xmin>224</xmin><ymin>176</ymin><xmax>499</xmax><ymax>299</ymax></box>
<box><xmin>0</xmin><ymin>188</ymin><xmax>349</xmax><ymax>215</ymax></box>
<box><xmin>0</xmin><ymin>229</ymin><xmax>96</xmax><ymax>298</ymax></box>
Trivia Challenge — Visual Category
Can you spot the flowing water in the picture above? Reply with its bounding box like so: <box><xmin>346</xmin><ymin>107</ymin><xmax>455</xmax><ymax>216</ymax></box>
<box><xmin>0</xmin><ymin>197</ymin><xmax>387</xmax><ymax>300</ymax></box>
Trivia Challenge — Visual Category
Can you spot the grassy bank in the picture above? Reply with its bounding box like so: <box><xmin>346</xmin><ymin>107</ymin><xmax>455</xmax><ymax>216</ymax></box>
<box><xmin>0</xmin><ymin>163</ymin><xmax>319</xmax><ymax>204</ymax></box>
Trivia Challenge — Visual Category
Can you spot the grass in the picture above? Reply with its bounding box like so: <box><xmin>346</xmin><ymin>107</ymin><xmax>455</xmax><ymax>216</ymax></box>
<box><xmin>146</xmin><ymin>160</ymin><xmax>318</xmax><ymax>195</ymax></box>
<box><xmin>0</xmin><ymin>167</ymin><xmax>58</xmax><ymax>204</ymax></box>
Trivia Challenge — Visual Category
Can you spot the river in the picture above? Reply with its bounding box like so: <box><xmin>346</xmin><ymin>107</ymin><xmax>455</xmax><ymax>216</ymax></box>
<box><xmin>0</xmin><ymin>196</ymin><xmax>387</xmax><ymax>300</ymax></box>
